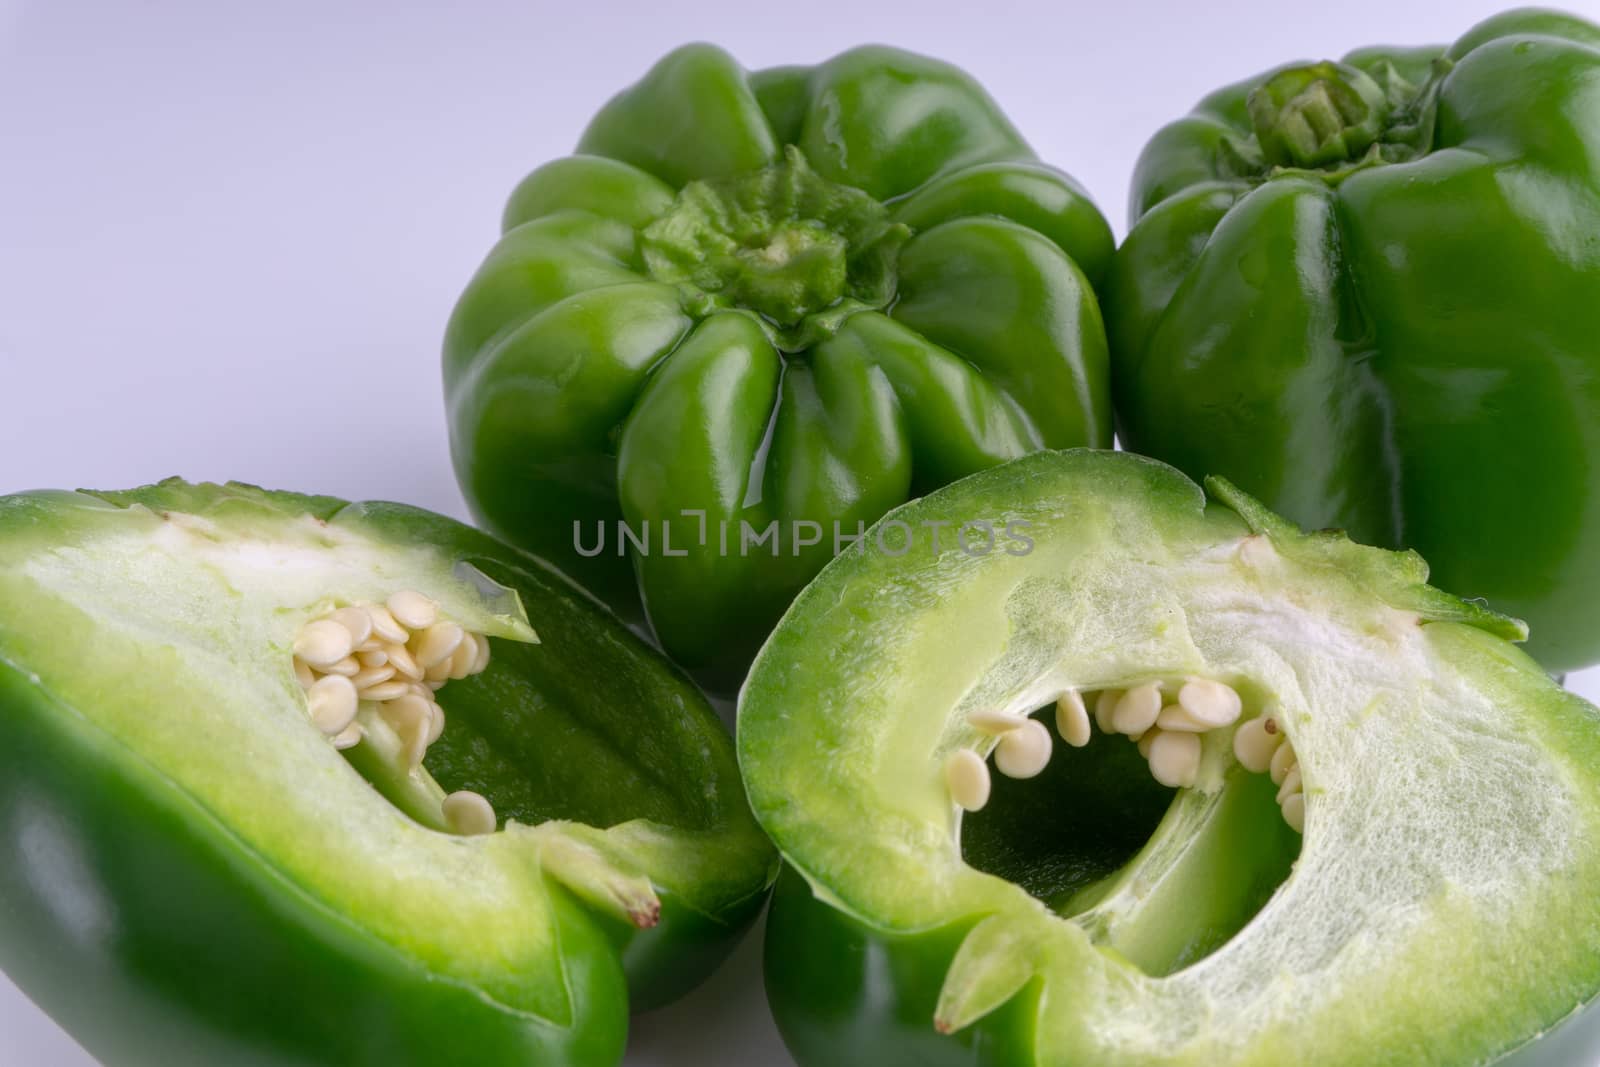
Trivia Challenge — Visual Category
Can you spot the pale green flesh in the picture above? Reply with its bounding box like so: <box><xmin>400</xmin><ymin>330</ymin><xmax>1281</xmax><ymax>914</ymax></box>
<box><xmin>739</xmin><ymin>450</ymin><xmax>1600</xmax><ymax>1065</ymax></box>
<box><xmin>0</xmin><ymin>491</ymin><xmax>631</xmax><ymax>1021</ymax></box>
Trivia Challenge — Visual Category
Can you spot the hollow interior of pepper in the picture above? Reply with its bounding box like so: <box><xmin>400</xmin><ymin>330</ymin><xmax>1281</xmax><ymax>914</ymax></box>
<box><xmin>960</xmin><ymin>710</ymin><xmax>1300</xmax><ymax>978</ymax></box>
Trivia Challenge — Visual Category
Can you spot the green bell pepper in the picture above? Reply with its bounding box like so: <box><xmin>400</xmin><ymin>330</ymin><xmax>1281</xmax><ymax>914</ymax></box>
<box><xmin>0</xmin><ymin>480</ymin><xmax>774</xmax><ymax>1067</ymax></box>
<box><xmin>739</xmin><ymin>449</ymin><xmax>1600</xmax><ymax>1066</ymax></box>
<box><xmin>444</xmin><ymin>43</ymin><xmax>1114</xmax><ymax>690</ymax></box>
<box><xmin>1106</xmin><ymin>7</ymin><xmax>1600</xmax><ymax>674</ymax></box>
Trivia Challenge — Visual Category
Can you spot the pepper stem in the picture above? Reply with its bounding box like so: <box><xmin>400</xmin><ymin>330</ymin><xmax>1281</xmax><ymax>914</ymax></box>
<box><xmin>1247</xmin><ymin>61</ymin><xmax>1390</xmax><ymax>170</ymax></box>
<box><xmin>641</xmin><ymin>146</ymin><xmax>909</xmax><ymax>351</ymax></box>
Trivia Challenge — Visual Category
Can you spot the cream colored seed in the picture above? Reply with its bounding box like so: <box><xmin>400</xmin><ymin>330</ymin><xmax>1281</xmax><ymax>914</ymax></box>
<box><xmin>945</xmin><ymin>749</ymin><xmax>992</xmax><ymax>812</ymax></box>
<box><xmin>1094</xmin><ymin>690</ymin><xmax>1121</xmax><ymax>734</ymax></box>
<box><xmin>427</xmin><ymin>702</ymin><xmax>446</xmax><ymax>744</ymax></box>
<box><xmin>366</xmin><ymin>604</ymin><xmax>409</xmax><ymax>644</ymax></box>
<box><xmin>995</xmin><ymin>719</ymin><xmax>1052</xmax><ymax>779</ymax></box>
<box><xmin>1055</xmin><ymin>691</ymin><xmax>1091</xmax><ymax>748</ymax></box>
<box><xmin>331</xmin><ymin>722</ymin><xmax>364</xmax><ymax>751</ymax></box>
<box><xmin>471</xmin><ymin>635</ymin><xmax>491</xmax><ymax>675</ymax></box>
<box><xmin>426</xmin><ymin>679</ymin><xmax>447</xmax><ymax>692</ymax></box>
<box><xmin>447</xmin><ymin>634</ymin><xmax>478</xmax><ymax>680</ymax></box>
<box><xmin>293</xmin><ymin>619</ymin><xmax>354</xmax><ymax>669</ymax></box>
<box><xmin>382</xmin><ymin>692</ymin><xmax>431</xmax><ymax>728</ymax></box>
<box><xmin>968</xmin><ymin>709</ymin><xmax>1029</xmax><ymax>734</ymax></box>
<box><xmin>405</xmin><ymin>727</ymin><xmax>430</xmax><ymax>767</ymax></box>
<box><xmin>1277</xmin><ymin>766</ymin><xmax>1303</xmax><ymax>804</ymax></box>
<box><xmin>1177</xmin><ymin>678</ymin><xmax>1243</xmax><ymax>728</ymax></box>
<box><xmin>387</xmin><ymin>590</ymin><xmax>438</xmax><ymax>631</ymax></box>
<box><xmin>1137</xmin><ymin>727</ymin><xmax>1161</xmax><ymax>759</ymax></box>
<box><xmin>358</xmin><ymin>679</ymin><xmax>411</xmax><ymax>703</ymax></box>
<box><xmin>1270</xmin><ymin>740</ymin><xmax>1298</xmax><ymax>786</ymax></box>
<box><xmin>424</xmin><ymin>657</ymin><xmax>454</xmax><ymax>684</ymax></box>
<box><xmin>1112</xmin><ymin>683</ymin><xmax>1163</xmax><ymax>736</ymax></box>
<box><xmin>382</xmin><ymin>694</ymin><xmax>433</xmax><ymax>768</ymax></box>
<box><xmin>1156</xmin><ymin>704</ymin><xmax>1209</xmax><ymax>733</ymax></box>
<box><xmin>323</xmin><ymin>655</ymin><xmax>360</xmax><ymax>678</ymax></box>
<box><xmin>330</xmin><ymin>606</ymin><xmax>373</xmax><ymax>647</ymax></box>
<box><xmin>1232</xmin><ymin>716</ymin><xmax>1282</xmax><ymax>774</ymax></box>
<box><xmin>1281</xmin><ymin>792</ymin><xmax>1306</xmax><ymax>833</ymax></box>
<box><xmin>350</xmin><ymin>664</ymin><xmax>396</xmax><ymax>690</ymax></box>
<box><xmin>443</xmin><ymin>790</ymin><xmax>497</xmax><ymax>836</ymax></box>
<box><xmin>293</xmin><ymin>657</ymin><xmax>315</xmax><ymax>689</ymax></box>
<box><xmin>412</xmin><ymin>622</ymin><xmax>465</xmax><ymax>671</ymax></box>
<box><xmin>1148</xmin><ymin>730</ymin><xmax>1202</xmax><ymax>788</ymax></box>
<box><xmin>386</xmin><ymin>642</ymin><xmax>423</xmax><ymax>681</ymax></box>
<box><xmin>357</xmin><ymin>648</ymin><xmax>389</xmax><ymax>669</ymax></box>
<box><xmin>307</xmin><ymin>674</ymin><xmax>359</xmax><ymax>735</ymax></box>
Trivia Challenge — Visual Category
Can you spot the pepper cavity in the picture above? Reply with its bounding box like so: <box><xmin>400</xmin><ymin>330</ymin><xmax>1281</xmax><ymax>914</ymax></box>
<box><xmin>946</xmin><ymin>677</ymin><xmax>1306</xmax><ymax>834</ymax></box>
<box><xmin>292</xmin><ymin>589</ymin><xmax>496</xmax><ymax>836</ymax></box>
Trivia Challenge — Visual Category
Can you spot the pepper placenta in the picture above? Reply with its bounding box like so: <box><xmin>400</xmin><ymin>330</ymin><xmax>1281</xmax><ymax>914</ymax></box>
<box><xmin>1106</xmin><ymin>7</ymin><xmax>1600</xmax><ymax>674</ymax></box>
<box><xmin>444</xmin><ymin>43</ymin><xmax>1114</xmax><ymax>689</ymax></box>
<box><xmin>0</xmin><ymin>480</ymin><xmax>774</xmax><ymax>1067</ymax></box>
<box><xmin>740</xmin><ymin>449</ymin><xmax>1600</xmax><ymax>1066</ymax></box>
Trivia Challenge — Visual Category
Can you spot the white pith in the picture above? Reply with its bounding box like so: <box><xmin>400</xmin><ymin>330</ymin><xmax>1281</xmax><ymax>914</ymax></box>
<box><xmin>741</xmin><ymin>454</ymin><xmax>1599</xmax><ymax>1065</ymax></box>
<box><xmin>949</xmin><ymin>543</ymin><xmax>1576</xmax><ymax>1057</ymax></box>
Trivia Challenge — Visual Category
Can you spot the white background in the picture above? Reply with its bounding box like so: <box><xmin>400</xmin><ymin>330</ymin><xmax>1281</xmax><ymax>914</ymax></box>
<box><xmin>3</xmin><ymin>0</ymin><xmax>1600</xmax><ymax>1063</ymax></box>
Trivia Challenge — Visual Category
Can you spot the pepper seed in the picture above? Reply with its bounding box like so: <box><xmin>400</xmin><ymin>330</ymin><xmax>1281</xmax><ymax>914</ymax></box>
<box><xmin>1156</xmin><ymin>703</ymin><xmax>1209</xmax><ymax>733</ymax></box>
<box><xmin>307</xmin><ymin>674</ymin><xmax>359</xmax><ymax>735</ymax></box>
<box><xmin>968</xmin><ymin>709</ymin><xmax>1029</xmax><ymax>734</ymax></box>
<box><xmin>1055</xmin><ymin>691</ymin><xmax>1091</xmax><ymax>748</ymax></box>
<box><xmin>365</xmin><ymin>604</ymin><xmax>409</xmax><ymax>644</ymax></box>
<box><xmin>1112</xmin><ymin>683</ymin><xmax>1163</xmax><ymax>736</ymax></box>
<box><xmin>1148</xmin><ymin>730</ymin><xmax>1202</xmax><ymax>788</ymax></box>
<box><xmin>945</xmin><ymin>749</ymin><xmax>992</xmax><ymax>812</ymax></box>
<box><xmin>293</xmin><ymin>619</ymin><xmax>354</xmax><ymax>669</ymax></box>
<box><xmin>442</xmin><ymin>790</ymin><xmax>497</xmax><ymax>836</ymax></box>
<box><xmin>412</xmin><ymin>622</ymin><xmax>465</xmax><ymax>670</ymax></box>
<box><xmin>1270</xmin><ymin>740</ymin><xmax>1298</xmax><ymax>786</ymax></box>
<box><xmin>1177</xmin><ymin>678</ymin><xmax>1242</xmax><ymax>728</ymax></box>
<box><xmin>330</xmin><ymin>606</ymin><xmax>373</xmax><ymax>647</ymax></box>
<box><xmin>386</xmin><ymin>590</ymin><xmax>438</xmax><ymax>631</ymax></box>
<box><xmin>1232</xmin><ymin>716</ymin><xmax>1282</xmax><ymax>774</ymax></box>
<box><xmin>1094</xmin><ymin>689</ymin><xmax>1121</xmax><ymax>734</ymax></box>
<box><xmin>1280</xmin><ymin>792</ymin><xmax>1306</xmax><ymax>833</ymax></box>
<box><xmin>995</xmin><ymin>719</ymin><xmax>1052</xmax><ymax>779</ymax></box>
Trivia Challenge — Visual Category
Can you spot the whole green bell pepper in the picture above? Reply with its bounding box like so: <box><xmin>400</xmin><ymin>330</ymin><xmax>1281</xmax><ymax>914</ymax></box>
<box><xmin>0</xmin><ymin>479</ymin><xmax>774</xmax><ymax>1067</ymax></box>
<box><xmin>444</xmin><ymin>43</ymin><xmax>1114</xmax><ymax>690</ymax></box>
<box><xmin>1106</xmin><ymin>7</ymin><xmax>1600</xmax><ymax>674</ymax></box>
<box><xmin>740</xmin><ymin>449</ymin><xmax>1600</xmax><ymax>1066</ymax></box>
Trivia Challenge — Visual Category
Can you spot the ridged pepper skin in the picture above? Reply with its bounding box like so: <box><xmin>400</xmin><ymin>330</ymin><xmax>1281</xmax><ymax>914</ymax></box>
<box><xmin>444</xmin><ymin>43</ymin><xmax>1114</xmax><ymax>691</ymax></box>
<box><xmin>0</xmin><ymin>481</ymin><xmax>775</xmax><ymax>1067</ymax></box>
<box><xmin>1107</xmin><ymin>8</ymin><xmax>1600</xmax><ymax>674</ymax></box>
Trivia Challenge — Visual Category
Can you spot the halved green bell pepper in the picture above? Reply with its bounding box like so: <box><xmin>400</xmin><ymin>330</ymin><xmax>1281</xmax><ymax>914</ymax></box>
<box><xmin>1107</xmin><ymin>7</ymin><xmax>1600</xmax><ymax>674</ymax></box>
<box><xmin>444</xmin><ymin>43</ymin><xmax>1114</xmax><ymax>690</ymax></box>
<box><xmin>0</xmin><ymin>480</ymin><xmax>774</xmax><ymax>1067</ymax></box>
<box><xmin>740</xmin><ymin>449</ymin><xmax>1600</xmax><ymax>1066</ymax></box>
